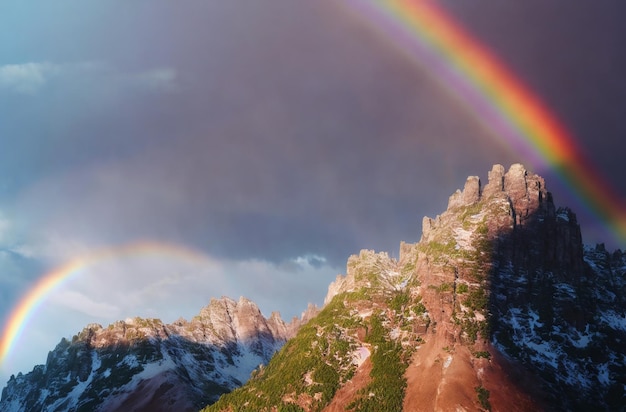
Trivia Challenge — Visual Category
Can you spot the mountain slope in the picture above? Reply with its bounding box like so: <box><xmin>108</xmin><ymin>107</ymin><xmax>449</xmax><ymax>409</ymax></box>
<box><xmin>0</xmin><ymin>296</ymin><xmax>299</xmax><ymax>412</ymax></box>
<box><xmin>205</xmin><ymin>164</ymin><xmax>626</xmax><ymax>411</ymax></box>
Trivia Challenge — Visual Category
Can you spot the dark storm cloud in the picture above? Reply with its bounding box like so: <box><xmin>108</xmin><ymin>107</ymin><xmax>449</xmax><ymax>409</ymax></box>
<box><xmin>4</xmin><ymin>1</ymin><xmax>521</xmax><ymax>268</ymax></box>
<box><xmin>2</xmin><ymin>0</ymin><xmax>623</xmax><ymax>268</ymax></box>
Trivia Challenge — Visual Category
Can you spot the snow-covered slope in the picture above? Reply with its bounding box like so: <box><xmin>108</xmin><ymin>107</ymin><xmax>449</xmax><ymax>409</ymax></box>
<box><xmin>0</xmin><ymin>296</ymin><xmax>302</xmax><ymax>412</ymax></box>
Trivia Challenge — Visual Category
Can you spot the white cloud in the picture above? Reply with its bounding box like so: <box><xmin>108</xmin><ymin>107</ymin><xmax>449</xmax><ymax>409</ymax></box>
<box><xmin>0</xmin><ymin>61</ymin><xmax>177</xmax><ymax>96</ymax></box>
<box><xmin>0</xmin><ymin>62</ymin><xmax>59</xmax><ymax>94</ymax></box>
<box><xmin>134</xmin><ymin>68</ymin><xmax>178</xmax><ymax>92</ymax></box>
<box><xmin>5</xmin><ymin>245</ymin><xmax>37</xmax><ymax>259</ymax></box>
<box><xmin>292</xmin><ymin>254</ymin><xmax>328</xmax><ymax>269</ymax></box>
<box><xmin>33</xmin><ymin>244</ymin><xmax>337</xmax><ymax>323</ymax></box>
<box><xmin>48</xmin><ymin>290</ymin><xmax>121</xmax><ymax>319</ymax></box>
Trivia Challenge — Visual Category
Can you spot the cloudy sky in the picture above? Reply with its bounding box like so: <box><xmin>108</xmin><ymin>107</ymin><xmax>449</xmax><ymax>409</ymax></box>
<box><xmin>1</xmin><ymin>1</ymin><xmax>625</xmax><ymax>382</ymax></box>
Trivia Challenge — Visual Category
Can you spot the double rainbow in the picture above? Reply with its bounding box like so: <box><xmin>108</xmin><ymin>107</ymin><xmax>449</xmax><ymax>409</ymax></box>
<box><xmin>343</xmin><ymin>0</ymin><xmax>626</xmax><ymax>242</ymax></box>
<box><xmin>0</xmin><ymin>241</ymin><xmax>211</xmax><ymax>367</ymax></box>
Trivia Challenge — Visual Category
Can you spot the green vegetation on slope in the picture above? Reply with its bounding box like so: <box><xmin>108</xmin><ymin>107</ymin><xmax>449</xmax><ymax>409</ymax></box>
<box><xmin>201</xmin><ymin>288</ymin><xmax>429</xmax><ymax>412</ymax></box>
<box><xmin>203</xmin><ymin>294</ymin><xmax>361</xmax><ymax>412</ymax></box>
<box><xmin>475</xmin><ymin>385</ymin><xmax>491</xmax><ymax>411</ymax></box>
<box><xmin>347</xmin><ymin>312</ymin><xmax>408</xmax><ymax>412</ymax></box>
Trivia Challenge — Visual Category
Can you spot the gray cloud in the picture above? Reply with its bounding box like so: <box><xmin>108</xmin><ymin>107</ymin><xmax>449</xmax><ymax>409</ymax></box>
<box><xmin>0</xmin><ymin>62</ymin><xmax>57</xmax><ymax>94</ymax></box>
<box><xmin>0</xmin><ymin>61</ymin><xmax>176</xmax><ymax>96</ymax></box>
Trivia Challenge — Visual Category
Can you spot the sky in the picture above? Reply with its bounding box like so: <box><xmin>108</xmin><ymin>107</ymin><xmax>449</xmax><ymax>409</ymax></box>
<box><xmin>1</xmin><ymin>0</ymin><xmax>625</xmax><ymax>383</ymax></box>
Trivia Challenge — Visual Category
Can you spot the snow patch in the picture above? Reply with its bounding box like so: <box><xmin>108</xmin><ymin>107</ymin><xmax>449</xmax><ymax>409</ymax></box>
<box><xmin>352</xmin><ymin>346</ymin><xmax>370</xmax><ymax>367</ymax></box>
<box><xmin>557</xmin><ymin>210</ymin><xmax>570</xmax><ymax>221</ymax></box>
<box><xmin>528</xmin><ymin>309</ymin><xmax>544</xmax><ymax>330</ymax></box>
<box><xmin>597</xmin><ymin>363</ymin><xmax>610</xmax><ymax>385</ymax></box>
<box><xmin>48</xmin><ymin>351</ymin><xmax>100</xmax><ymax>411</ymax></box>
<box><xmin>122</xmin><ymin>355</ymin><xmax>140</xmax><ymax>369</ymax></box>
<box><xmin>37</xmin><ymin>388</ymin><xmax>50</xmax><ymax>404</ymax></box>
<box><xmin>218</xmin><ymin>343</ymin><xmax>267</xmax><ymax>384</ymax></box>
<box><xmin>389</xmin><ymin>327</ymin><xmax>400</xmax><ymax>340</ymax></box>
<box><xmin>554</xmin><ymin>283</ymin><xmax>577</xmax><ymax>299</ymax></box>
<box><xmin>570</xmin><ymin>325</ymin><xmax>594</xmax><ymax>348</ymax></box>
<box><xmin>526</xmin><ymin>340</ymin><xmax>558</xmax><ymax>369</ymax></box>
<box><xmin>357</xmin><ymin>309</ymin><xmax>373</xmax><ymax>319</ymax></box>
<box><xmin>453</xmin><ymin>227</ymin><xmax>474</xmax><ymax>250</ymax></box>
<box><xmin>474</xmin><ymin>312</ymin><xmax>486</xmax><ymax>322</ymax></box>
<box><xmin>600</xmin><ymin>311</ymin><xmax>626</xmax><ymax>331</ymax></box>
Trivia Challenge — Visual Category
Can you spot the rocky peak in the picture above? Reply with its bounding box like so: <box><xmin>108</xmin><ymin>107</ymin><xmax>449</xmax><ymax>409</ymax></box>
<box><xmin>286</xmin><ymin>303</ymin><xmax>321</xmax><ymax>337</ymax></box>
<box><xmin>482</xmin><ymin>163</ymin><xmax>505</xmax><ymax>197</ymax></box>
<box><xmin>323</xmin><ymin>249</ymin><xmax>404</xmax><ymax>305</ymax></box>
<box><xmin>414</xmin><ymin>164</ymin><xmax>620</xmax><ymax>409</ymax></box>
<box><xmin>447</xmin><ymin>175</ymin><xmax>481</xmax><ymax>209</ymax></box>
<box><xmin>421</xmin><ymin>163</ymin><xmax>563</xmax><ymax>241</ymax></box>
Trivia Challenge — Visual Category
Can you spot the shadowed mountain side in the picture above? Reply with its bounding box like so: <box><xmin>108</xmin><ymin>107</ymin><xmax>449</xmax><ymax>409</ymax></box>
<box><xmin>0</xmin><ymin>296</ymin><xmax>318</xmax><ymax>412</ymax></box>
<box><xmin>483</xmin><ymin>178</ymin><xmax>626</xmax><ymax>409</ymax></box>
<box><xmin>408</xmin><ymin>163</ymin><xmax>625</xmax><ymax>411</ymax></box>
<box><xmin>204</xmin><ymin>164</ymin><xmax>625</xmax><ymax>411</ymax></box>
<box><xmin>412</xmin><ymin>164</ymin><xmax>625</xmax><ymax>410</ymax></box>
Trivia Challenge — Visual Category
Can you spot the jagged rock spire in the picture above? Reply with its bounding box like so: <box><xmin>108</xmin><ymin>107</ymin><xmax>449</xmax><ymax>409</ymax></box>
<box><xmin>422</xmin><ymin>164</ymin><xmax>558</xmax><ymax>242</ymax></box>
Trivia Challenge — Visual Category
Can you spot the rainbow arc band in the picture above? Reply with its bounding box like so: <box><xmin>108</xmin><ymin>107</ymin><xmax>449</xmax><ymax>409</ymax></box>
<box><xmin>343</xmin><ymin>0</ymin><xmax>626</xmax><ymax>242</ymax></box>
<box><xmin>0</xmin><ymin>241</ymin><xmax>211</xmax><ymax>367</ymax></box>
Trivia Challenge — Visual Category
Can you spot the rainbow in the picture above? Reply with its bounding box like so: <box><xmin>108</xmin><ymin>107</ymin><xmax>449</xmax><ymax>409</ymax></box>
<box><xmin>342</xmin><ymin>0</ymin><xmax>626</xmax><ymax>243</ymax></box>
<box><xmin>0</xmin><ymin>241</ymin><xmax>211</xmax><ymax>367</ymax></box>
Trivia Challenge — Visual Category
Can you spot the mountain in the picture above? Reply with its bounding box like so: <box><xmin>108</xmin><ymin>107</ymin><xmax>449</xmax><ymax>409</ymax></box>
<box><xmin>204</xmin><ymin>164</ymin><xmax>626</xmax><ymax>411</ymax></box>
<box><xmin>3</xmin><ymin>163</ymin><xmax>624</xmax><ymax>411</ymax></box>
<box><xmin>0</xmin><ymin>296</ymin><xmax>309</xmax><ymax>412</ymax></box>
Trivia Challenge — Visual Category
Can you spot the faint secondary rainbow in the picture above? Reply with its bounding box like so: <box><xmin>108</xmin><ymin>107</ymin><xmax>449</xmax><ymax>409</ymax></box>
<box><xmin>0</xmin><ymin>241</ymin><xmax>211</xmax><ymax>367</ymax></box>
<box><xmin>343</xmin><ymin>0</ymin><xmax>626</xmax><ymax>243</ymax></box>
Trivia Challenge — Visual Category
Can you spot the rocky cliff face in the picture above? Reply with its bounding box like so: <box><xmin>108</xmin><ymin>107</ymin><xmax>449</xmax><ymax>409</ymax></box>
<box><xmin>0</xmin><ymin>296</ymin><xmax>298</xmax><ymax>412</ymax></box>
<box><xmin>205</xmin><ymin>164</ymin><xmax>626</xmax><ymax>411</ymax></box>
<box><xmin>412</xmin><ymin>163</ymin><xmax>624</xmax><ymax>410</ymax></box>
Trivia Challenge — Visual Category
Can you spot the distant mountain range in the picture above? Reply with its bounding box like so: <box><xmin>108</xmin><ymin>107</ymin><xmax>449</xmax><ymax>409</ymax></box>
<box><xmin>0</xmin><ymin>296</ymin><xmax>316</xmax><ymax>412</ymax></box>
<box><xmin>2</xmin><ymin>164</ymin><xmax>625</xmax><ymax>411</ymax></box>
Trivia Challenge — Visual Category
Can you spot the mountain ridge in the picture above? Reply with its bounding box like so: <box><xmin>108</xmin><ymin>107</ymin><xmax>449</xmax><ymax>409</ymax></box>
<box><xmin>0</xmin><ymin>296</ymin><xmax>316</xmax><ymax>412</ymax></box>
<box><xmin>2</xmin><ymin>163</ymin><xmax>625</xmax><ymax>411</ymax></box>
